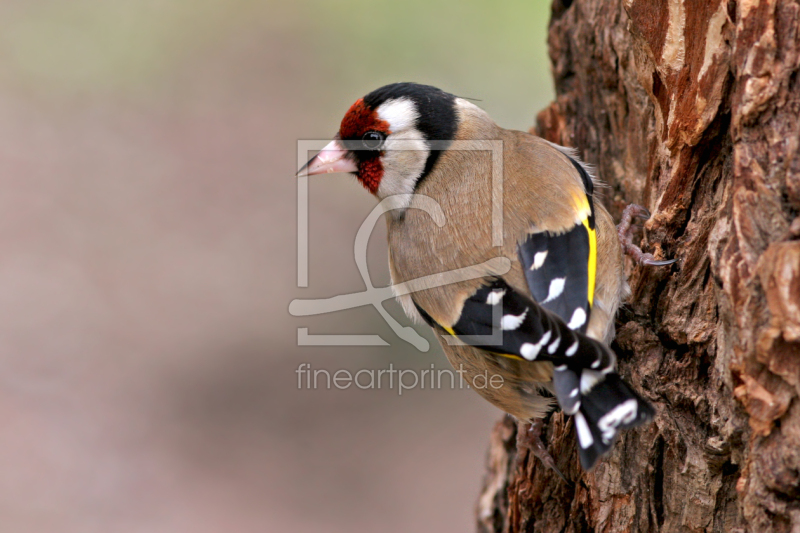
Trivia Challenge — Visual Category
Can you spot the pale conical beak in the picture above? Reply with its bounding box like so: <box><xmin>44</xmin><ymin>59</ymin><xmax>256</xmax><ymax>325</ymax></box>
<box><xmin>297</xmin><ymin>139</ymin><xmax>358</xmax><ymax>177</ymax></box>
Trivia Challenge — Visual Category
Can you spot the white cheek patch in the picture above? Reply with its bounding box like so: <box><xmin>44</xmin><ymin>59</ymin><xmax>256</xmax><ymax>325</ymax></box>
<box><xmin>375</xmin><ymin>133</ymin><xmax>428</xmax><ymax>204</ymax></box>
<box><xmin>373</xmin><ymin>98</ymin><xmax>429</xmax><ymax>209</ymax></box>
<box><xmin>376</xmin><ymin>98</ymin><xmax>419</xmax><ymax>131</ymax></box>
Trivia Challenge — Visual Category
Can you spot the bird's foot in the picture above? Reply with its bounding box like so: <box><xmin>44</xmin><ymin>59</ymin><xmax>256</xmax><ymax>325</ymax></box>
<box><xmin>617</xmin><ymin>204</ymin><xmax>677</xmax><ymax>267</ymax></box>
<box><xmin>515</xmin><ymin>418</ymin><xmax>569</xmax><ymax>484</ymax></box>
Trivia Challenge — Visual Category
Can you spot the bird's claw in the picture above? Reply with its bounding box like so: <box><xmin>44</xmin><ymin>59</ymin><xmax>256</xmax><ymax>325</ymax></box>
<box><xmin>515</xmin><ymin>418</ymin><xmax>571</xmax><ymax>485</ymax></box>
<box><xmin>642</xmin><ymin>257</ymin><xmax>677</xmax><ymax>267</ymax></box>
<box><xmin>617</xmin><ymin>204</ymin><xmax>676</xmax><ymax>267</ymax></box>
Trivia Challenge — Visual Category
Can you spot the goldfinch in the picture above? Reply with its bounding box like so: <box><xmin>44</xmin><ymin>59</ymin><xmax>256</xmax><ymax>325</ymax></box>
<box><xmin>299</xmin><ymin>82</ymin><xmax>667</xmax><ymax>470</ymax></box>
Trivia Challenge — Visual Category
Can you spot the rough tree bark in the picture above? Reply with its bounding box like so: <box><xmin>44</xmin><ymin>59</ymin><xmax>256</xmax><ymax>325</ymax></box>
<box><xmin>476</xmin><ymin>0</ymin><xmax>800</xmax><ymax>532</ymax></box>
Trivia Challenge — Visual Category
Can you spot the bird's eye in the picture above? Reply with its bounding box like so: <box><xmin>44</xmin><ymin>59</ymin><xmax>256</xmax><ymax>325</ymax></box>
<box><xmin>361</xmin><ymin>131</ymin><xmax>386</xmax><ymax>150</ymax></box>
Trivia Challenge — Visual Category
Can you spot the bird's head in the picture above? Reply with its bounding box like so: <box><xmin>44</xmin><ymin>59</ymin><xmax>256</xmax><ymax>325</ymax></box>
<box><xmin>298</xmin><ymin>83</ymin><xmax>459</xmax><ymax>198</ymax></box>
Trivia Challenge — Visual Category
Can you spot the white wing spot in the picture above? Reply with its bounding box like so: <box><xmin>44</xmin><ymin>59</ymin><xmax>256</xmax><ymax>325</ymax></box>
<box><xmin>501</xmin><ymin>308</ymin><xmax>528</xmax><ymax>330</ymax></box>
<box><xmin>575</xmin><ymin>411</ymin><xmax>594</xmax><ymax>449</ymax></box>
<box><xmin>548</xmin><ymin>336</ymin><xmax>561</xmax><ymax>354</ymax></box>
<box><xmin>520</xmin><ymin>343</ymin><xmax>539</xmax><ymax>360</ymax></box>
<box><xmin>567</xmin><ymin>308</ymin><xmax>587</xmax><ymax>330</ymax></box>
<box><xmin>530</xmin><ymin>251</ymin><xmax>548</xmax><ymax>270</ymax></box>
<box><xmin>554</xmin><ymin>364</ymin><xmax>568</xmax><ymax>371</ymax></box>
<box><xmin>542</xmin><ymin>277</ymin><xmax>566</xmax><ymax>303</ymax></box>
<box><xmin>566</xmin><ymin>341</ymin><xmax>579</xmax><ymax>356</ymax></box>
<box><xmin>580</xmin><ymin>370</ymin><xmax>604</xmax><ymax>394</ymax></box>
<box><xmin>597</xmin><ymin>399</ymin><xmax>639</xmax><ymax>444</ymax></box>
<box><xmin>486</xmin><ymin>289</ymin><xmax>505</xmax><ymax>305</ymax></box>
<box><xmin>519</xmin><ymin>330</ymin><xmax>552</xmax><ymax>360</ymax></box>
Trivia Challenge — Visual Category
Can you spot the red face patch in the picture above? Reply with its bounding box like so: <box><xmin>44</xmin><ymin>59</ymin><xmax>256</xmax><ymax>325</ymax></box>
<box><xmin>339</xmin><ymin>98</ymin><xmax>391</xmax><ymax>140</ymax></box>
<box><xmin>338</xmin><ymin>98</ymin><xmax>392</xmax><ymax>195</ymax></box>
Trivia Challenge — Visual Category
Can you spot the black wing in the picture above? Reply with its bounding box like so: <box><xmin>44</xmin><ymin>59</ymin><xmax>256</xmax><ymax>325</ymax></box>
<box><xmin>518</xmin><ymin>155</ymin><xmax>598</xmax><ymax>334</ymax></box>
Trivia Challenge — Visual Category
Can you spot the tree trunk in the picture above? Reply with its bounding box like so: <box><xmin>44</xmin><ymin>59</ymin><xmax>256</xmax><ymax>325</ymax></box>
<box><xmin>476</xmin><ymin>1</ymin><xmax>800</xmax><ymax>531</ymax></box>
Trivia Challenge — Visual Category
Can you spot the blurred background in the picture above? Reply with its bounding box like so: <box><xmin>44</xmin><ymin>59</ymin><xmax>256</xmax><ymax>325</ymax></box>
<box><xmin>0</xmin><ymin>1</ymin><xmax>553</xmax><ymax>531</ymax></box>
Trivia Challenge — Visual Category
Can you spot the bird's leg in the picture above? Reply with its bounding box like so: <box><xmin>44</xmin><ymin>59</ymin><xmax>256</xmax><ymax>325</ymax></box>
<box><xmin>617</xmin><ymin>204</ymin><xmax>677</xmax><ymax>267</ymax></box>
<box><xmin>515</xmin><ymin>418</ymin><xmax>569</xmax><ymax>483</ymax></box>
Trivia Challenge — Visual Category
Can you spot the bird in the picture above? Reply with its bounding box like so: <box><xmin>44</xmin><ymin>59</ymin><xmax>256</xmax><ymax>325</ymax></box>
<box><xmin>298</xmin><ymin>82</ymin><xmax>672</xmax><ymax>472</ymax></box>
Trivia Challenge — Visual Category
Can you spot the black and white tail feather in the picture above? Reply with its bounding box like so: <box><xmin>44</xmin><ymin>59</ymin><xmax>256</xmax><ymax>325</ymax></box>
<box><xmin>433</xmin><ymin>279</ymin><xmax>654</xmax><ymax>469</ymax></box>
